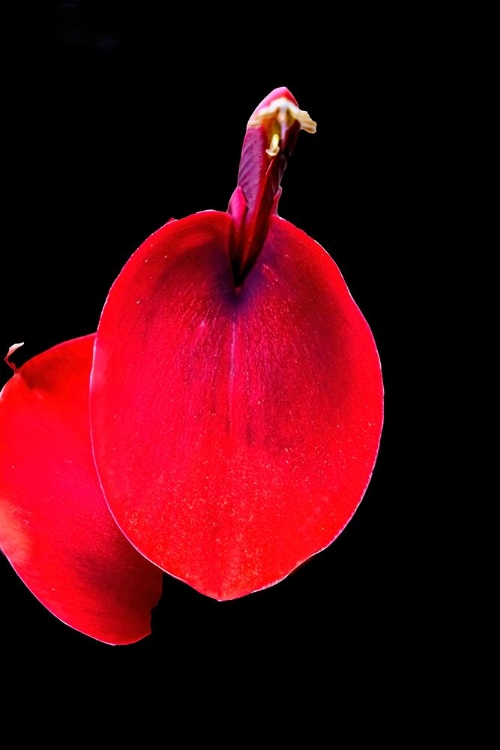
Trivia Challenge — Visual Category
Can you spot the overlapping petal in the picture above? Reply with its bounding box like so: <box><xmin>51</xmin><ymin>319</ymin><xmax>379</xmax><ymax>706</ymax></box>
<box><xmin>90</xmin><ymin>212</ymin><xmax>383</xmax><ymax>600</ymax></box>
<box><xmin>0</xmin><ymin>335</ymin><xmax>163</xmax><ymax>644</ymax></box>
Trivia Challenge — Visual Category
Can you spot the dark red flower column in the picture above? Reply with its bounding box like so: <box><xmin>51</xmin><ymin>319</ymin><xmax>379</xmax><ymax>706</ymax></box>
<box><xmin>90</xmin><ymin>88</ymin><xmax>384</xmax><ymax>600</ymax></box>
<box><xmin>0</xmin><ymin>336</ymin><xmax>163</xmax><ymax>644</ymax></box>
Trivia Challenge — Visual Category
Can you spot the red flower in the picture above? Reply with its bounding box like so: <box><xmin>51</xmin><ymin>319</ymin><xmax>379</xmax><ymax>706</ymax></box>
<box><xmin>0</xmin><ymin>88</ymin><xmax>383</xmax><ymax>643</ymax></box>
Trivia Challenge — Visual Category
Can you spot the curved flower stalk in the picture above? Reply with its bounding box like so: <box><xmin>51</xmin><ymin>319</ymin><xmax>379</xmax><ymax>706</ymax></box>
<box><xmin>0</xmin><ymin>87</ymin><xmax>383</xmax><ymax>642</ymax></box>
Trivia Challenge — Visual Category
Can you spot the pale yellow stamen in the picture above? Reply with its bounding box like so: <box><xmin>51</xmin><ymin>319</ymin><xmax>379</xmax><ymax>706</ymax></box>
<box><xmin>248</xmin><ymin>96</ymin><xmax>317</xmax><ymax>156</ymax></box>
<box><xmin>268</xmin><ymin>132</ymin><xmax>281</xmax><ymax>157</ymax></box>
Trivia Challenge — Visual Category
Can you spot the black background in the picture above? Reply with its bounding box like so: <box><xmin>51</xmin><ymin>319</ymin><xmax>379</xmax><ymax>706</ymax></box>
<box><xmin>1</xmin><ymin>0</ymin><xmax>432</xmax><ymax>723</ymax></box>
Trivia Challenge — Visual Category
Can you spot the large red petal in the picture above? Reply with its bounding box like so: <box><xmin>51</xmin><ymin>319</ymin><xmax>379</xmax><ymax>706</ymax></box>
<box><xmin>90</xmin><ymin>212</ymin><xmax>383</xmax><ymax>600</ymax></box>
<box><xmin>0</xmin><ymin>335</ymin><xmax>163</xmax><ymax>644</ymax></box>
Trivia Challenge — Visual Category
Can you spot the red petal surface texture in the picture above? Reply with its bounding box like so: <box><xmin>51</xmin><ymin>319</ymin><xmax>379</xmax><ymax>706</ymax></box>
<box><xmin>0</xmin><ymin>335</ymin><xmax>163</xmax><ymax>644</ymax></box>
<box><xmin>90</xmin><ymin>212</ymin><xmax>383</xmax><ymax>600</ymax></box>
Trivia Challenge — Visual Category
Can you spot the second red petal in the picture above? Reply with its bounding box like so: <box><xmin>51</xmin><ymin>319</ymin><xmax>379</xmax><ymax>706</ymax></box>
<box><xmin>0</xmin><ymin>335</ymin><xmax>163</xmax><ymax>644</ymax></box>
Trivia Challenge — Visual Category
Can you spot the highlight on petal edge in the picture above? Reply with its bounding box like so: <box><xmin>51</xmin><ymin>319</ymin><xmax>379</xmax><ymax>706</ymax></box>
<box><xmin>0</xmin><ymin>336</ymin><xmax>163</xmax><ymax>645</ymax></box>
